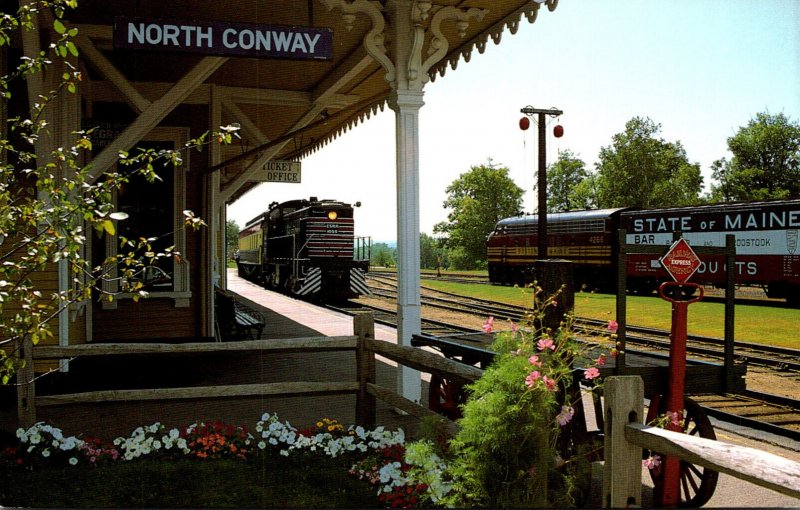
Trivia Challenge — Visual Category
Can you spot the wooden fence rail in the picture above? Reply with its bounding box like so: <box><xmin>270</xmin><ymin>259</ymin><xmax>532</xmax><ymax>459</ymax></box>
<box><xmin>603</xmin><ymin>375</ymin><xmax>800</xmax><ymax>508</ymax></box>
<box><xmin>17</xmin><ymin>313</ymin><xmax>469</xmax><ymax>437</ymax></box>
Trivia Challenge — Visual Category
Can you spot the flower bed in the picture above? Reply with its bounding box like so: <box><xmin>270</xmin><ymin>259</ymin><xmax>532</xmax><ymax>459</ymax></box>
<box><xmin>1</xmin><ymin>413</ymin><xmax>432</xmax><ymax>508</ymax></box>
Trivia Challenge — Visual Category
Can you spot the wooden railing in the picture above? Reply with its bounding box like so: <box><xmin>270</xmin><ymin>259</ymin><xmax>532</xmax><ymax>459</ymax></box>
<box><xmin>16</xmin><ymin>313</ymin><xmax>477</xmax><ymax>437</ymax></box>
<box><xmin>603</xmin><ymin>375</ymin><xmax>800</xmax><ymax>507</ymax></box>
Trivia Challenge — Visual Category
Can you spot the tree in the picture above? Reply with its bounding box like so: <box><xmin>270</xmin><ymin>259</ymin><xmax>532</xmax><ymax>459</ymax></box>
<box><xmin>710</xmin><ymin>112</ymin><xmax>800</xmax><ymax>202</ymax></box>
<box><xmin>567</xmin><ymin>174</ymin><xmax>600</xmax><ymax>211</ymax></box>
<box><xmin>420</xmin><ymin>233</ymin><xmax>449</xmax><ymax>271</ymax></box>
<box><xmin>547</xmin><ymin>149</ymin><xmax>590</xmax><ymax>212</ymax></box>
<box><xmin>226</xmin><ymin>220</ymin><xmax>240</xmax><ymax>260</ymax></box>
<box><xmin>434</xmin><ymin>162</ymin><xmax>524</xmax><ymax>269</ymax></box>
<box><xmin>370</xmin><ymin>242</ymin><xmax>396</xmax><ymax>268</ymax></box>
<box><xmin>0</xmin><ymin>2</ymin><xmax>236</xmax><ymax>384</ymax></box>
<box><xmin>595</xmin><ymin>117</ymin><xmax>703</xmax><ymax>208</ymax></box>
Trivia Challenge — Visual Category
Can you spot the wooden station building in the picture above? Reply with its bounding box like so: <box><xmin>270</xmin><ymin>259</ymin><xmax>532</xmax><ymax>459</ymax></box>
<box><xmin>5</xmin><ymin>0</ymin><xmax>560</xmax><ymax>403</ymax></box>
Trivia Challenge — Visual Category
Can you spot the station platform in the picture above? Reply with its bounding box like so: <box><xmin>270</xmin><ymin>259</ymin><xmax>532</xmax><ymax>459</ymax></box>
<box><xmin>222</xmin><ymin>269</ymin><xmax>423</xmax><ymax>435</ymax></box>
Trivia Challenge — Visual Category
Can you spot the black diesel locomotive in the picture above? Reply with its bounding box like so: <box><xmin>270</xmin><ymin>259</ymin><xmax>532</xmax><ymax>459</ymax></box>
<box><xmin>487</xmin><ymin>199</ymin><xmax>800</xmax><ymax>305</ymax></box>
<box><xmin>236</xmin><ymin>197</ymin><xmax>371</xmax><ymax>302</ymax></box>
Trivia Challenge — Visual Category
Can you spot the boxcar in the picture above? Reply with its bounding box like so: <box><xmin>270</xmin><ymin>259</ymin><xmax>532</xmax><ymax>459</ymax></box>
<box><xmin>236</xmin><ymin>197</ymin><xmax>371</xmax><ymax>302</ymax></box>
<box><xmin>487</xmin><ymin>199</ymin><xmax>800</xmax><ymax>305</ymax></box>
<box><xmin>621</xmin><ymin>199</ymin><xmax>800</xmax><ymax>304</ymax></box>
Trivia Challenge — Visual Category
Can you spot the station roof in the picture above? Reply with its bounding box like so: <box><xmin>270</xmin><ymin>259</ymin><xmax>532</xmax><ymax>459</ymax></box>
<box><xmin>65</xmin><ymin>0</ymin><xmax>558</xmax><ymax>204</ymax></box>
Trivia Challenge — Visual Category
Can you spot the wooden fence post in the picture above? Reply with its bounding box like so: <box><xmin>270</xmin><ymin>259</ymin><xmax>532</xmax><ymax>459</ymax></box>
<box><xmin>16</xmin><ymin>337</ymin><xmax>36</xmax><ymax>429</ymax></box>
<box><xmin>603</xmin><ymin>375</ymin><xmax>644</xmax><ymax>508</ymax></box>
<box><xmin>354</xmin><ymin>313</ymin><xmax>376</xmax><ymax>427</ymax></box>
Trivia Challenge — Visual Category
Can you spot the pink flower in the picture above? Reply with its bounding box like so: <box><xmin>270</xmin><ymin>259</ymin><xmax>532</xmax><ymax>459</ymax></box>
<box><xmin>666</xmin><ymin>411</ymin><xmax>683</xmax><ymax>428</ymax></box>
<box><xmin>596</xmin><ymin>354</ymin><xmax>607</xmax><ymax>367</ymax></box>
<box><xmin>536</xmin><ymin>337</ymin><xmax>555</xmax><ymax>351</ymax></box>
<box><xmin>543</xmin><ymin>376</ymin><xmax>557</xmax><ymax>392</ymax></box>
<box><xmin>607</xmin><ymin>320</ymin><xmax>619</xmax><ymax>334</ymax></box>
<box><xmin>510</xmin><ymin>321</ymin><xmax>519</xmax><ymax>333</ymax></box>
<box><xmin>528</xmin><ymin>355</ymin><xmax>542</xmax><ymax>367</ymax></box>
<box><xmin>643</xmin><ymin>454</ymin><xmax>661</xmax><ymax>470</ymax></box>
<box><xmin>556</xmin><ymin>406</ymin><xmax>575</xmax><ymax>426</ymax></box>
<box><xmin>525</xmin><ymin>371</ymin><xmax>541</xmax><ymax>388</ymax></box>
<box><xmin>482</xmin><ymin>316</ymin><xmax>494</xmax><ymax>333</ymax></box>
<box><xmin>584</xmin><ymin>367</ymin><xmax>601</xmax><ymax>380</ymax></box>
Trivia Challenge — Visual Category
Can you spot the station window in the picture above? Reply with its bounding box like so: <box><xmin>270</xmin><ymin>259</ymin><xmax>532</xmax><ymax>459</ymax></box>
<box><xmin>100</xmin><ymin>127</ymin><xmax>191</xmax><ymax>308</ymax></box>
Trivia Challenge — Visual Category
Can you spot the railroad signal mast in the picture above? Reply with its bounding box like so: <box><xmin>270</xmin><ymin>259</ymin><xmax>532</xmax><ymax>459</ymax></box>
<box><xmin>656</xmin><ymin>237</ymin><xmax>705</xmax><ymax>506</ymax></box>
<box><xmin>519</xmin><ymin>106</ymin><xmax>563</xmax><ymax>259</ymax></box>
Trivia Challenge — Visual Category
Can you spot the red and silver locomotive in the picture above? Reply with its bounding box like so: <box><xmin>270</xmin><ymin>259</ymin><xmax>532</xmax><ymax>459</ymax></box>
<box><xmin>487</xmin><ymin>199</ymin><xmax>800</xmax><ymax>305</ymax></box>
<box><xmin>236</xmin><ymin>197</ymin><xmax>371</xmax><ymax>302</ymax></box>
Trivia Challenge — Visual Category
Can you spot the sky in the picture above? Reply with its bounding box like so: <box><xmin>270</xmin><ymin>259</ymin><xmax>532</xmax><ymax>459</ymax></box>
<box><xmin>227</xmin><ymin>0</ymin><xmax>800</xmax><ymax>242</ymax></box>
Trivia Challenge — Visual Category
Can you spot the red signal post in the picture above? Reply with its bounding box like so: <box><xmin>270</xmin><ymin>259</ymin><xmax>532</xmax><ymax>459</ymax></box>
<box><xmin>655</xmin><ymin>238</ymin><xmax>704</xmax><ymax>506</ymax></box>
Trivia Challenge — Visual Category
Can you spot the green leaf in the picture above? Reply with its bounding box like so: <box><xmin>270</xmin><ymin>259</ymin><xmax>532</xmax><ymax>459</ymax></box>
<box><xmin>67</xmin><ymin>41</ymin><xmax>79</xmax><ymax>57</ymax></box>
<box><xmin>102</xmin><ymin>219</ymin><xmax>115</xmax><ymax>236</ymax></box>
<box><xmin>53</xmin><ymin>19</ymin><xmax>66</xmax><ymax>34</ymax></box>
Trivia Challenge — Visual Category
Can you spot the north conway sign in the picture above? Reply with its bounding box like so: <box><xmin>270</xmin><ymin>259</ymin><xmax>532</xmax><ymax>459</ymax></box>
<box><xmin>114</xmin><ymin>17</ymin><xmax>333</xmax><ymax>60</ymax></box>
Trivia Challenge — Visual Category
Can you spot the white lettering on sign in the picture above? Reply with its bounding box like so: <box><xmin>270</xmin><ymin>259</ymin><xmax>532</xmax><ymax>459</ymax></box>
<box><xmin>115</xmin><ymin>17</ymin><xmax>333</xmax><ymax>60</ymax></box>
<box><xmin>632</xmin><ymin>216</ymin><xmax>692</xmax><ymax>233</ymax></box>
<box><xmin>129</xmin><ymin>23</ymin><xmax>213</xmax><ymax>47</ymax></box>
<box><xmin>725</xmin><ymin>210</ymin><xmax>800</xmax><ymax>230</ymax></box>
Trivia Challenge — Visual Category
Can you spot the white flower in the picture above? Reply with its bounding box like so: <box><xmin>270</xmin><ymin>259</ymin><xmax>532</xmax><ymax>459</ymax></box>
<box><xmin>152</xmin><ymin>440</ymin><xmax>162</xmax><ymax>450</ymax></box>
<box><xmin>41</xmin><ymin>449</ymin><xmax>51</xmax><ymax>458</ymax></box>
<box><xmin>168</xmin><ymin>428</ymin><xmax>180</xmax><ymax>440</ymax></box>
<box><xmin>69</xmin><ymin>457</ymin><xmax>78</xmax><ymax>466</ymax></box>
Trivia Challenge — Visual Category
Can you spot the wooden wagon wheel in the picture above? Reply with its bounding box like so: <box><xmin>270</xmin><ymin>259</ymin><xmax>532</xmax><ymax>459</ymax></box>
<box><xmin>428</xmin><ymin>374</ymin><xmax>467</xmax><ymax>421</ymax></box>
<box><xmin>646</xmin><ymin>395</ymin><xmax>719</xmax><ymax>508</ymax></box>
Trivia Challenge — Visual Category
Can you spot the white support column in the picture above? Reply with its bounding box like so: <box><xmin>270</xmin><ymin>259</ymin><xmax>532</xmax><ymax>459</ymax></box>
<box><xmin>322</xmin><ymin>0</ymin><xmax>486</xmax><ymax>404</ymax></box>
<box><xmin>391</xmin><ymin>89</ymin><xmax>424</xmax><ymax>403</ymax></box>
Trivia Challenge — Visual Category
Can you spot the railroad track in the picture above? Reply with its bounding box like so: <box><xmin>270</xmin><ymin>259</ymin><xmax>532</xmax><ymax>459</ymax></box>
<box><xmin>342</xmin><ymin>273</ymin><xmax>800</xmax><ymax>442</ymax></box>
<box><xmin>368</xmin><ymin>273</ymin><xmax>800</xmax><ymax>372</ymax></box>
<box><xmin>368</xmin><ymin>269</ymin><xmax>793</xmax><ymax>308</ymax></box>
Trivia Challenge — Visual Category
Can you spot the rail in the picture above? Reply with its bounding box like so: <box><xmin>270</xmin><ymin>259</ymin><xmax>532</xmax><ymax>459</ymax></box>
<box><xmin>603</xmin><ymin>375</ymin><xmax>800</xmax><ymax>507</ymax></box>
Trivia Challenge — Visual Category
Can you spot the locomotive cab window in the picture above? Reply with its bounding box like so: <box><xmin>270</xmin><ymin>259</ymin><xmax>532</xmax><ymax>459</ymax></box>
<box><xmin>97</xmin><ymin>127</ymin><xmax>191</xmax><ymax>308</ymax></box>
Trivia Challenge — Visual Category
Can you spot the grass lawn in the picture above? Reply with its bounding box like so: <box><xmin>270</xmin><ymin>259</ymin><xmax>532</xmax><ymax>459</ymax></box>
<box><xmin>1</xmin><ymin>455</ymin><xmax>380</xmax><ymax>508</ymax></box>
<box><xmin>421</xmin><ymin>279</ymin><xmax>799</xmax><ymax>349</ymax></box>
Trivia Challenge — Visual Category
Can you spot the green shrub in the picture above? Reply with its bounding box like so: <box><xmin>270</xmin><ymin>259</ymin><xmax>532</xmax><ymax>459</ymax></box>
<box><xmin>408</xmin><ymin>296</ymin><xmax>610</xmax><ymax>508</ymax></box>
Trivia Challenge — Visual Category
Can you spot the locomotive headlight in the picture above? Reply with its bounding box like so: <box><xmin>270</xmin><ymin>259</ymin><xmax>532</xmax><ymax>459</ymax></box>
<box><xmin>328</xmin><ymin>210</ymin><xmax>338</xmax><ymax>220</ymax></box>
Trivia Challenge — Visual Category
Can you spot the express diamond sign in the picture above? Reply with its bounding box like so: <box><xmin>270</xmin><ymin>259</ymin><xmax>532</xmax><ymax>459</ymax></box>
<box><xmin>660</xmin><ymin>238</ymin><xmax>701</xmax><ymax>283</ymax></box>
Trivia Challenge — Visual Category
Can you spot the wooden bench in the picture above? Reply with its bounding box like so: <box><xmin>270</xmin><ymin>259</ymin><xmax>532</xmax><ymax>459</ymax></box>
<box><xmin>215</xmin><ymin>289</ymin><xmax>265</xmax><ymax>341</ymax></box>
